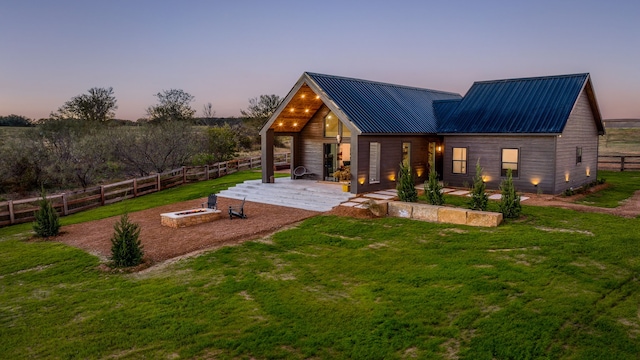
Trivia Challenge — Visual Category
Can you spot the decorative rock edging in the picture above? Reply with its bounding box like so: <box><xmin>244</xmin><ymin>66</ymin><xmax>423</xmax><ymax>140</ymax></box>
<box><xmin>387</xmin><ymin>201</ymin><xmax>502</xmax><ymax>227</ymax></box>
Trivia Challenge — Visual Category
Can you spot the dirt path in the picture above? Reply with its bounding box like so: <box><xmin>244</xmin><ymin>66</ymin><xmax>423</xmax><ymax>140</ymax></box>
<box><xmin>522</xmin><ymin>189</ymin><xmax>640</xmax><ymax>218</ymax></box>
<box><xmin>56</xmin><ymin>197</ymin><xmax>318</xmax><ymax>266</ymax></box>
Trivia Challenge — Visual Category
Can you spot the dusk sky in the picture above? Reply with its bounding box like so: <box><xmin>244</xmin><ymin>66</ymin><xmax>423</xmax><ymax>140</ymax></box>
<box><xmin>2</xmin><ymin>0</ymin><xmax>639</xmax><ymax>121</ymax></box>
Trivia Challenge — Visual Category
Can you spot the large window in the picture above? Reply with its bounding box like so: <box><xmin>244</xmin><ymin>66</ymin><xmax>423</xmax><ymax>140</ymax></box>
<box><xmin>324</xmin><ymin>111</ymin><xmax>352</xmax><ymax>140</ymax></box>
<box><xmin>402</xmin><ymin>142</ymin><xmax>411</xmax><ymax>167</ymax></box>
<box><xmin>369</xmin><ymin>142</ymin><xmax>381</xmax><ymax>183</ymax></box>
<box><xmin>576</xmin><ymin>147</ymin><xmax>582</xmax><ymax>164</ymax></box>
<box><xmin>324</xmin><ymin>112</ymin><xmax>339</xmax><ymax>138</ymax></box>
<box><xmin>452</xmin><ymin>147</ymin><xmax>467</xmax><ymax>174</ymax></box>
<box><xmin>501</xmin><ymin>148</ymin><xmax>519</xmax><ymax>177</ymax></box>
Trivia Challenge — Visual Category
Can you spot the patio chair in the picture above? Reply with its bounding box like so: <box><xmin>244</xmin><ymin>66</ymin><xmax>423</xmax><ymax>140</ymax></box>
<box><xmin>228</xmin><ymin>197</ymin><xmax>247</xmax><ymax>219</ymax></box>
<box><xmin>293</xmin><ymin>166</ymin><xmax>313</xmax><ymax>179</ymax></box>
<box><xmin>201</xmin><ymin>194</ymin><xmax>217</xmax><ymax>210</ymax></box>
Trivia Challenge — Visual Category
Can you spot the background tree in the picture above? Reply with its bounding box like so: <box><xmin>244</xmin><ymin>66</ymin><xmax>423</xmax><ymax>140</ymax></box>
<box><xmin>207</xmin><ymin>124</ymin><xmax>237</xmax><ymax>162</ymax></box>
<box><xmin>51</xmin><ymin>87</ymin><xmax>117</xmax><ymax>123</ymax></box>
<box><xmin>0</xmin><ymin>114</ymin><xmax>32</xmax><ymax>127</ymax></box>
<box><xmin>202</xmin><ymin>102</ymin><xmax>216</xmax><ymax>118</ymax></box>
<box><xmin>469</xmin><ymin>160</ymin><xmax>488</xmax><ymax>210</ymax></box>
<box><xmin>146</xmin><ymin>89</ymin><xmax>195</xmax><ymax>122</ymax></box>
<box><xmin>397</xmin><ymin>163</ymin><xmax>418</xmax><ymax>202</ymax></box>
<box><xmin>240</xmin><ymin>94</ymin><xmax>281</xmax><ymax>146</ymax></box>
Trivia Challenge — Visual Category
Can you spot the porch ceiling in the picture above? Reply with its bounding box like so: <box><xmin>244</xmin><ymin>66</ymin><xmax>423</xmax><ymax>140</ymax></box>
<box><xmin>269</xmin><ymin>83</ymin><xmax>323</xmax><ymax>133</ymax></box>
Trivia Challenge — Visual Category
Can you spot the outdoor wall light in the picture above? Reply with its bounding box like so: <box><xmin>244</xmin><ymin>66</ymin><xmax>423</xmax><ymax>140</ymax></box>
<box><xmin>336</xmin><ymin>134</ymin><xmax>341</xmax><ymax>144</ymax></box>
<box><xmin>531</xmin><ymin>179</ymin><xmax>540</xmax><ymax>187</ymax></box>
<box><xmin>586</xmin><ymin>168</ymin><xmax>591</xmax><ymax>177</ymax></box>
<box><xmin>293</xmin><ymin>122</ymin><xmax>298</xmax><ymax>127</ymax></box>
<box><xmin>315</xmin><ymin>95</ymin><xmax>320</xmax><ymax>99</ymax></box>
<box><xmin>481</xmin><ymin>175</ymin><xmax>489</xmax><ymax>183</ymax></box>
<box><xmin>565</xmin><ymin>173</ymin><xmax>570</xmax><ymax>182</ymax></box>
<box><xmin>437</xmin><ymin>145</ymin><xmax>442</xmax><ymax>152</ymax></box>
<box><xmin>359</xmin><ymin>178</ymin><xmax>365</xmax><ymax>185</ymax></box>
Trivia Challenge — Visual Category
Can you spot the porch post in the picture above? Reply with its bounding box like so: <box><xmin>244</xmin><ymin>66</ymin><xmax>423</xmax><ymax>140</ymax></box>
<box><xmin>291</xmin><ymin>133</ymin><xmax>301</xmax><ymax>180</ymax></box>
<box><xmin>350</xmin><ymin>134</ymin><xmax>359</xmax><ymax>194</ymax></box>
<box><xmin>262</xmin><ymin>129</ymin><xmax>274</xmax><ymax>183</ymax></box>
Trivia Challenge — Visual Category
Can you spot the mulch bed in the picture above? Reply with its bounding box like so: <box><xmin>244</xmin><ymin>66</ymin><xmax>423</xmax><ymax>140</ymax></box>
<box><xmin>55</xmin><ymin>197</ymin><xmax>319</xmax><ymax>266</ymax></box>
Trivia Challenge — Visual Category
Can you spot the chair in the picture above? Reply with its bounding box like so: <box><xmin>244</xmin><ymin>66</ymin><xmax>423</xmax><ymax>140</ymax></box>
<box><xmin>228</xmin><ymin>197</ymin><xmax>247</xmax><ymax>219</ymax></box>
<box><xmin>202</xmin><ymin>194</ymin><xmax>217</xmax><ymax>210</ymax></box>
<box><xmin>293</xmin><ymin>166</ymin><xmax>313</xmax><ymax>179</ymax></box>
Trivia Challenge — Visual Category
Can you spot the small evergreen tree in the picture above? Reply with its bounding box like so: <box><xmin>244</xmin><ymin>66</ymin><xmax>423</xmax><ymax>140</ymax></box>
<box><xmin>33</xmin><ymin>188</ymin><xmax>61</xmax><ymax>238</ymax></box>
<box><xmin>110</xmin><ymin>213</ymin><xmax>144</xmax><ymax>267</ymax></box>
<box><xmin>469</xmin><ymin>160</ymin><xmax>488</xmax><ymax>211</ymax></box>
<box><xmin>499</xmin><ymin>168</ymin><xmax>521</xmax><ymax>218</ymax></box>
<box><xmin>396</xmin><ymin>163</ymin><xmax>418</xmax><ymax>202</ymax></box>
<box><xmin>424</xmin><ymin>168</ymin><xmax>444</xmax><ymax>205</ymax></box>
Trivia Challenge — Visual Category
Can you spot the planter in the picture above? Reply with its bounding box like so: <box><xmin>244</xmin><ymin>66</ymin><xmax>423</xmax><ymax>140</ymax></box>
<box><xmin>341</xmin><ymin>183</ymin><xmax>351</xmax><ymax>192</ymax></box>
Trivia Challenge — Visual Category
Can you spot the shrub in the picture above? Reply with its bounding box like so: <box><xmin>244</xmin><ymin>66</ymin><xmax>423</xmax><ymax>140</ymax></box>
<box><xmin>33</xmin><ymin>188</ymin><xmax>61</xmax><ymax>238</ymax></box>
<box><xmin>499</xmin><ymin>168</ymin><xmax>521</xmax><ymax>218</ymax></box>
<box><xmin>469</xmin><ymin>160</ymin><xmax>488</xmax><ymax>211</ymax></box>
<box><xmin>396</xmin><ymin>163</ymin><xmax>418</xmax><ymax>202</ymax></box>
<box><xmin>110</xmin><ymin>213</ymin><xmax>144</xmax><ymax>267</ymax></box>
<box><xmin>424</xmin><ymin>168</ymin><xmax>444</xmax><ymax>205</ymax></box>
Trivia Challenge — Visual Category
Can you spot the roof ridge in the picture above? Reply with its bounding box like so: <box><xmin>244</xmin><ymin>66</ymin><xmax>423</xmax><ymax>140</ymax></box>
<box><xmin>304</xmin><ymin>72</ymin><xmax>460</xmax><ymax>97</ymax></box>
<box><xmin>473</xmin><ymin>73</ymin><xmax>589</xmax><ymax>85</ymax></box>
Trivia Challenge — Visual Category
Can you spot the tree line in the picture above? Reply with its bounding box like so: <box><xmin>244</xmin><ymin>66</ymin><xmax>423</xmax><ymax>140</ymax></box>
<box><xmin>0</xmin><ymin>87</ymin><xmax>281</xmax><ymax>195</ymax></box>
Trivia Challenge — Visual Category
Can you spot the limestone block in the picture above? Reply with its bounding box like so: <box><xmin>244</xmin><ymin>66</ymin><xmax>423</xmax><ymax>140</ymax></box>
<box><xmin>411</xmin><ymin>203</ymin><xmax>441</xmax><ymax>222</ymax></box>
<box><xmin>388</xmin><ymin>201</ymin><xmax>413</xmax><ymax>218</ymax></box>
<box><xmin>466</xmin><ymin>210</ymin><xmax>503</xmax><ymax>227</ymax></box>
<box><xmin>438</xmin><ymin>207</ymin><xmax>467</xmax><ymax>225</ymax></box>
<box><xmin>367</xmin><ymin>200</ymin><xmax>388</xmax><ymax>217</ymax></box>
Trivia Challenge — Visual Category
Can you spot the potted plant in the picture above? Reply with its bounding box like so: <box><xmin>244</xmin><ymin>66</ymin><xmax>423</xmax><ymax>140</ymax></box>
<box><xmin>332</xmin><ymin>166</ymin><xmax>351</xmax><ymax>192</ymax></box>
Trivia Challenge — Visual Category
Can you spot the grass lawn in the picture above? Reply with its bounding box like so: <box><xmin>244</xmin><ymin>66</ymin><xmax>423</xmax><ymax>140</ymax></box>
<box><xmin>577</xmin><ymin>170</ymin><xmax>640</xmax><ymax>208</ymax></box>
<box><xmin>1</xmin><ymin>172</ymin><xmax>639</xmax><ymax>359</ymax></box>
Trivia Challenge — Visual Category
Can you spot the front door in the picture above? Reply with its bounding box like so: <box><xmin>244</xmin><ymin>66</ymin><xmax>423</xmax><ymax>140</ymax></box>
<box><xmin>323</xmin><ymin>143</ymin><xmax>337</xmax><ymax>180</ymax></box>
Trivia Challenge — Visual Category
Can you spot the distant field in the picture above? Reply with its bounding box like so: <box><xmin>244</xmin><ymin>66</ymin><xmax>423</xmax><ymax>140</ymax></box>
<box><xmin>0</xmin><ymin>126</ymin><xmax>31</xmax><ymax>145</ymax></box>
<box><xmin>600</xmin><ymin>128</ymin><xmax>640</xmax><ymax>155</ymax></box>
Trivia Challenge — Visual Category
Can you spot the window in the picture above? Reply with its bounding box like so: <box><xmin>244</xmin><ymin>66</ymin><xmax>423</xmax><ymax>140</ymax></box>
<box><xmin>369</xmin><ymin>142</ymin><xmax>381</xmax><ymax>183</ymax></box>
<box><xmin>402</xmin><ymin>142</ymin><xmax>411</xmax><ymax>167</ymax></box>
<box><xmin>452</xmin><ymin>147</ymin><xmax>467</xmax><ymax>174</ymax></box>
<box><xmin>324</xmin><ymin>112</ymin><xmax>339</xmax><ymax>138</ymax></box>
<box><xmin>501</xmin><ymin>148</ymin><xmax>519</xmax><ymax>177</ymax></box>
<box><xmin>576</xmin><ymin>147</ymin><xmax>582</xmax><ymax>164</ymax></box>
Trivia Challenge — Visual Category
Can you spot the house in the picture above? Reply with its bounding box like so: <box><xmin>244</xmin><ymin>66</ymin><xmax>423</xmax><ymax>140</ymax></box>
<box><xmin>260</xmin><ymin>72</ymin><xmax>604</xmax><ymax>194</ymax></box>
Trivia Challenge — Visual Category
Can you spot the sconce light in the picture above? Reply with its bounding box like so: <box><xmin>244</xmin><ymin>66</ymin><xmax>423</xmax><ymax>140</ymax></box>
<box><xmin>336</xmin><ymin>134</ymin><xmax>341</xmax><ymax>144</ymax></box>
<box><xmin>586</xmin><ymin>168</ymin><xmax>591</xmax><ymax>177</ymax></box>
<box><xmin>437</xmin><ymin>145</ymin><xmax>442</xmax><ymax>152</ymax></box>
<box><xmin>481</xmin><ymin>175</ymin><xmax>489</xmax><ymax>183</ymax></box>
<box><xmin>565</xmin><ymin>173</ymin><xmax>570</xmax><ymax>183</ymax></box>
<box><xmin>358</xmin><ymin>178</ymin><xmax>365</xmax><ymax>185</ymax></box>
<box><xmin>531</xmin><ymin>178</ymin><xmax>540</xmax><ymax>187</ymax></box>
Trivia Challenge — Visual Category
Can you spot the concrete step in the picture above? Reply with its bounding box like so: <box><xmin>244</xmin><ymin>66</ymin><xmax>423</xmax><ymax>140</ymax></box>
<box><xmin>217</xmin><ymin>178</ymin><xmax>354</xmax><ymax>212</ymax></box>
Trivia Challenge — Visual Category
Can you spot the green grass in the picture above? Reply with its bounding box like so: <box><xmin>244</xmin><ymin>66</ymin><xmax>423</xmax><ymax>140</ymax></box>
<box><xmin>0</xmin><ymin>170</ymin><xmax>286</xmax><ymax>238</ymax></box>
<box><xmin>2</xmin><ymin>203</ymin><xmax>640</xmax><ymax>359</ymax></box>
<box><xmin>576</xmin><ymin>170</ymin><xmax>640</xmax><ymax>208</ymax></box>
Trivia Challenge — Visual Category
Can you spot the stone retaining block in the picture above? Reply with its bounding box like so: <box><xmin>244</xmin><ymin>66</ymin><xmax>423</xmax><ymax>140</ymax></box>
<box><xmin>386</xmin><ymin>201</ymin><xmax>502</xmax><ymax>227</ymax></box>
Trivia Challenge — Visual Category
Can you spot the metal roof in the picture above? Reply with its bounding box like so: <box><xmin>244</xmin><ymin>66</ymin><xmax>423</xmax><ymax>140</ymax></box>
<box><xmin>306</xmin><ymin>72</ymin><xmax>461</xmax><ymax>134</ymax></box>
<box><xmin>438</xmin><ymin>73</ymin><xmax>591</xmax><ymax>134</ymax></box>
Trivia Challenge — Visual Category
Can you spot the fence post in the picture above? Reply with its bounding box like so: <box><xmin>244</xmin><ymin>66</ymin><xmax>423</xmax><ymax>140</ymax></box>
<box><xmin>250</xmin><ymin>157</ymin><xmax>253</xmax><ymax>169</ymax></box>
<box><xmin>157</xmin><ymin>173</ymin><xmax>161</xmax><ymax>191</ymax></box>
<box><xmin>133</xmin><ymin>178</ymin><xmax>138</xmax><ymax>197</ymax></box>
<box><xmin>8</xmin><ymin>200</ymin><xmax>15</xmax><ymax>225</ymax></box>
<box><xmin>100</xmin><ymin>186</ymin><xmax>105</xmax><ymax>206</ymax></box>
<box><xmin>205</xmin><ymin>165</ymin><xmax>209</xmax><ymax>180</ymax></box>
<box><xmin>62</xmin><ymin>194</ymin><xmax>69</xmax><ymax>215</ymax></box>
<box><xmin>621</xmin><ymin>156</ymin><xmax>625</xmax><ymax>171</ymax></box>
<box><xmin>182</xmin><ymin>166</ymin><xmax>187</xmax><ymax>184</ymax></box>
<box><xmin>218</xmin><ymin>162</ymin><xmax>221</xmax><ymax>178</ymax></box>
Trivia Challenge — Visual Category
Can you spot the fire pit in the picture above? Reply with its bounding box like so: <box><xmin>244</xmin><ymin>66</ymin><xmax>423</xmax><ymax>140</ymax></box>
<box><xmin>160</xmin><ymin>208</ymin><xmax>222</xmax><ymax>228</ymax></box>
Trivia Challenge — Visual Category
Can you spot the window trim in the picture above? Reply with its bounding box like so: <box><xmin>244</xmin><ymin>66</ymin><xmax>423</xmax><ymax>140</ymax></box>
<box><xmin>576</xmin><ymin>147</ymin><xmax>582</xmax><ymax>165</ymax></box>
<box><xmin>501</xmin><ymin>148</ymin><xmax>520</xmax><ymax>178</ymax></box>
<box><xmin>451</xmin><ymin>147</ymin><xmax>467</xmax><ymax>174</ymax></box>
<box><xmin>369</xmin><ymin>142</ymin><xmax>381</xmax><ymax>184</ymax></box>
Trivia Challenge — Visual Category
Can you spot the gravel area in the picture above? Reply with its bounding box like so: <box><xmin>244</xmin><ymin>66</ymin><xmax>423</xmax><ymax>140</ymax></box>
<box><xmin>56</xmin><ymin>197</ymin><xmax>318</xmax><ymax>266</ymax></box>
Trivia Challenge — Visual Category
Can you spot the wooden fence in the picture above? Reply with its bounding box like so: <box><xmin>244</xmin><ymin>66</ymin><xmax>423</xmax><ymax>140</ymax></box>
<box><xmin>597</xmin><ymin>155</ymin><xmax>640</xmax><ymax>172</ymax></box>
<box><xmin>0</xmin><ymin>153</ymin><xmax>290</xmax><ymax>227</ymax></box>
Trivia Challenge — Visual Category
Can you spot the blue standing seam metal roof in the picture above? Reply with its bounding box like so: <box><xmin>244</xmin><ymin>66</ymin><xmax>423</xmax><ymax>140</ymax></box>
<box><xmin>306</xmin><ymin>72</ymin><xmax>461</xmax><ymax>134</ymax></box>
<box><xmin>437</xmin><ymin>73</ymin><xmax>590</xmax><ymax>134</ymax></box>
